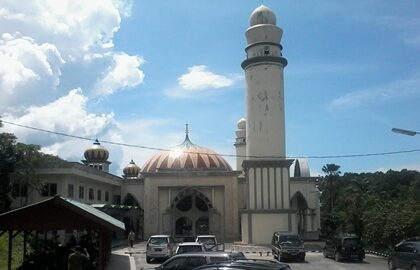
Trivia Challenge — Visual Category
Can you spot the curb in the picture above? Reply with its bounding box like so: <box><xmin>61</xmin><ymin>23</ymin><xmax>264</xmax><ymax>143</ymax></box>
<box><xmin>365</xmin><ymin>250</ymin><xmax>388</xmax><ymax>257</ymax></box>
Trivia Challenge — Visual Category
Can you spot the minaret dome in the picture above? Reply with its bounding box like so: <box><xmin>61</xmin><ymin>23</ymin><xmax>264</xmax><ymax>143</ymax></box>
<box><xmin>84</xmin><ymin>139</ymin><xmax>109</xmax><ymax>162</ymax></box>
<box><xmin>123</xmin><ymin>159</ymin><xmax>141</xmax><ymax>178</ymax></box>
<box><xmin>237</xmin><ymin>118</ymin><xmax>246</xmax><ymax>130</ymax></box>
<box><xmin>250</xmin><ymin>5</ymin><xmax>277</xmax><ymax>26</ymax></box>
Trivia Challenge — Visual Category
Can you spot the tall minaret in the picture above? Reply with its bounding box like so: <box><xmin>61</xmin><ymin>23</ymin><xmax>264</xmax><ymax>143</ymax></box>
<box><xmin>242</xmin><ymin>5</ymin><xmax>287</xmax><ymax>158</ymax></box>
<box><xmin>240</xmin><ymin>5</ymin><xmax>294</xmax><ymax>244</ymax></box>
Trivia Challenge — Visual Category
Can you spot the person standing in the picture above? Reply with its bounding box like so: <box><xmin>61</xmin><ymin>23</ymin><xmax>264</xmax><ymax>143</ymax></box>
<box><xmin>128</xmin><ymin>230</ymin><xmax>135</xmax><ymax>248</ymax></box>
<box><xmin>68</xmin><ymin>246</ymin><xmax>90</xmax><ymax>270</ymax></box>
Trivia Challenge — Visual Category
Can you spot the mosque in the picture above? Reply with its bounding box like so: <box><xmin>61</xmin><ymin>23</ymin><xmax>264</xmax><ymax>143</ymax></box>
<box><xmin>10</xmin><ymin>5</ymin><xmax>320</xmax><ymax>244</ymax></box>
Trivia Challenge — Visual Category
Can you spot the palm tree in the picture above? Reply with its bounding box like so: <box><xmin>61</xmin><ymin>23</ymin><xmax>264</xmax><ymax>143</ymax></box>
<box><xmin>322</xmin><ymin>164</ymin><xmax>341</xmax><ymax>210</ymax></box>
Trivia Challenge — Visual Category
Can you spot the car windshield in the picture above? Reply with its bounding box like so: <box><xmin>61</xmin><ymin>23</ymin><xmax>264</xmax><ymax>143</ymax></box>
<box><xmin>229</xmin><ymin>252</ymin><xmax>246</xmax><ymax>260</ymax></box>
<box><xmin>279</xmin><ymin>235</ymin><xmax>302</xmax><ymax>245</ymax></box>
<box><xmin>198</xmin><ymin>237</ymin><xmax>216</xmax><ymax>245</ymax></box>
<box><xmin>343</xmin><ymin>238</ymin><xmax>361</xmax><ymax>247</ymax></box>
<box><xmin>177</xmin><ymin>246</ymin><xmax>203</xmax><ymax>254</ymax></box>
<box><xmin>149</xmin><ymin>237</ymin><xmax>168</xmax><ymax>245</ymax></box>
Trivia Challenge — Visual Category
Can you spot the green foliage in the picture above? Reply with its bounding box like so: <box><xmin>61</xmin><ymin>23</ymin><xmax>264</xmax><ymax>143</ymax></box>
<box><xmin>0</xmin><ymin>133</ymin><xmax>18</xmax><ymax>212</ymax></box>
<box><xmin>319</xmin><ymin>166</ymin><xmax>420</xmax><ymax>252</ymax></box>
<box><xmin>0</xmin><ymin>233</ymin><xmax>24</xmax><ymax>270</ymax></box>
<box><xmin>0</xmin><ymin>132</ymin><xmax>63</xmax><ymax>213</ymax></box>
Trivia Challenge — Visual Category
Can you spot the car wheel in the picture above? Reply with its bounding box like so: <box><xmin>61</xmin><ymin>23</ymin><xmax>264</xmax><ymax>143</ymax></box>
<box><xmin>299</xmin><ymin>254</ymin><xmax>305</xmax><ymax>262</ymax></box>
<box><xmin>388</xmin><ymin>259</ymin><xmax>396</xmax><ymax>270</ymax></box>
<box><xmin>322</xmin><ymin>249</ymin><xmax>328</xmax><ymax>258</ymax></box>
<box><xmin>334</xmin><ymin>251</ymin><xmax>341</xmax><ymax>262</ymax></box>
<box><xmin>146</xmin><ymin>256</ymin><xmax>151</xmax><ymax>264</ymax></box>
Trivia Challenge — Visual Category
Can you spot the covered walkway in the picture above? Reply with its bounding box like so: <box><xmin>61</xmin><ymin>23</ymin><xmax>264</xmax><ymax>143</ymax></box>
<box><xmin>0</xmin><ymin>195</ymin><xmax>125</xmax><ymax>270</ymax></box>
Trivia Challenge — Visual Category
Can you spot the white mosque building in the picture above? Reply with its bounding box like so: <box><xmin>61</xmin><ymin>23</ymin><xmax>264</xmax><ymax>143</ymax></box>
<box><xmin>11</xmin><ymin>5</ymin><xmax>320</xmax><ymax>244</ymax></box>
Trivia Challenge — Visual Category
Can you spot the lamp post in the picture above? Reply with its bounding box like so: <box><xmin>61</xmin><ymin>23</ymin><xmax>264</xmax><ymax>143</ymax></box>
<box><xmin>391</xmin><ymin>128</ymin><xmax>420</xmax><ymax>136</ymax></box>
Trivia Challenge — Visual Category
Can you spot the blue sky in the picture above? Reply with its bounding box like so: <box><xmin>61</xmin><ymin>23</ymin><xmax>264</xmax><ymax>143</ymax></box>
<box><xmin>1</xmin><ymin>1</ymin><xmax>419</xmax><ymax>176</ymax></box>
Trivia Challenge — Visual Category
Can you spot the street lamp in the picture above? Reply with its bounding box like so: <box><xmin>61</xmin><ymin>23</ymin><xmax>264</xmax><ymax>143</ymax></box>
<box><xmin>391</xmin><ymin>128</ymin><xmax>420</xmax><ymax>136</ymax></box>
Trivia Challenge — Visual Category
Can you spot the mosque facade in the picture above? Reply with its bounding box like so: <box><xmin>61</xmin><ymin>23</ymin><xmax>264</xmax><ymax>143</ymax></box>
<box><xmin>10</xmin><ymin>5</ymin><xmax>320</xmax><ymax>244</ymax></box>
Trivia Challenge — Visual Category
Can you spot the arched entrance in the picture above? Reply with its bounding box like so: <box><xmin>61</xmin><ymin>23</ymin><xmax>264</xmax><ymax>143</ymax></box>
<box><xmin>290</xmin><ymin>192</ymin><xmax>308</xmax><ymax>236</ymax></box>
<box><xmin>171</xmin><ymin>188</ymin><xmax>212</xmax><ymax>237</ymax></box>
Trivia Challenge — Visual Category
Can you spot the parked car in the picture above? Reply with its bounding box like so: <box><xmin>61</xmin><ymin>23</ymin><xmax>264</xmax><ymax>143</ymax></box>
<box><xmin>196</xmin><ymin>235</ymin><xmax>221</xmax><ymax>251</ymax></box>
<box><xmin>323</xmin><ymin>235</ymin><xmax>365</xmax><ymax>262</ymax></box>
<box><xmin>147</xmin><ymin>252</ymin><xmax>243</xmax><ymax>270</ymax></box>
<box><xmin>194</xmin><ymin>259</ymin><xmax>292</xmax><ymax>270</ymax></box>
<box><xmin>146</xmin><ymin>235</ymin><xmax>177</xmax><ymax>263</ymax></box>
<box><xmin>271</xmin><ymin>232</ymin><xmax>305</xmax><ymax>262</ymax></box>
<box><xmin>388</xmin><ymin>238</ymin><xmax>420</xmax><ymax>270</ymax></box>
<box><xmin>176</xmin><ymin>242</ymin><xmax>206</xmax><ymax>254</ymax></box>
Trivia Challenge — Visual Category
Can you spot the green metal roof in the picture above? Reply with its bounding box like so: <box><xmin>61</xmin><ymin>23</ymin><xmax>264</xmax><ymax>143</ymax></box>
<box><xmin>62</xmin><ymin>197</ymin><xmax>125</xmax><ymax>231</ymax></box>
<box><xmin>0</xmin><ymin>195</ymin><xmax>126</xmax><ymax>231</ymax></box>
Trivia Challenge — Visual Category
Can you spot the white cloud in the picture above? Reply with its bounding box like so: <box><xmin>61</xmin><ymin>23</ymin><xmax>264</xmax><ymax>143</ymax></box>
<box><xmin>403</xmin><ymin>35</ymin><xmax>420</xmax><ymax>45</ymax></box>
<box><xmin>371</xmin><ymin>15</ymin><xmax>420</xmax><ymax>46</ymax></box>
<box><xmin>329</xmin><ymin>77</ymin><xmax>420</xmax><ymax>109</ymax></box>
<box><xmin>0</xmin><ymin>0</ymin><xmax>143</xmax><ymax>109</ymax></box>
<box><xmin>115</xmin><ymin>119</ymin><xmax>183</xmax><ymax>172</ymax></box>
<box><xmin>94</xmin><ymin>53</ymin><xmax>145</xmax><ymax>96</ymax></box>
<box><xmin>3</xmin><ymin>89</ymin><xmax>115</xmax><ymax>150</ymax></box>
<box><xmin>178</xmin><ymin>65</ymin><xmax>234</xmax><ymax>91</ymax></box>
<box><xmin>0</xmin><ymin>33</ymin><xmax>64</xmax><ymax>109</ymax></box>
<box><xmin>0</xmin><ymin>0</ymin><xmax>129</xmax><ymax>60</ymax></box>
<box><xmin>0</xmin><ymin>0</ymin><xmax>150</xmax><ymax>174</ymax></box>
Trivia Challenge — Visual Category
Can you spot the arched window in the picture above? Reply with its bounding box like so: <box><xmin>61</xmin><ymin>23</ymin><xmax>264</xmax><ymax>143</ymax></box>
<box><xmin>175</xmin><ymin>217</ymin><xmax>192</xmax><ymax>235</ymax></box>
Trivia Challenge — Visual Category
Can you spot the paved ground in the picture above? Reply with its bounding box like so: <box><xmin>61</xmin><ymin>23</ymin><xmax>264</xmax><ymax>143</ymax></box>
<box><xmin>109</xmin><ymin>241</ymin><xmax>388</xmax><ymax>270</ymax></box>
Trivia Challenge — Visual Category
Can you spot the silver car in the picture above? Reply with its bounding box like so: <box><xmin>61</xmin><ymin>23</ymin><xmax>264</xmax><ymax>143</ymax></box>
<box><xmin>146</xmin><ymin>235</ymin><xmax>176</xmax><ymax>263</ymax></box>
<box><xmin>175</xmin><ymin>242</ymin><xmax>205</xmax><ymax>254</ymax></box>
<box><xmin>195</xmin><ymin>235</ymin><xmax>221</xmax><ymax>251</ymax></box>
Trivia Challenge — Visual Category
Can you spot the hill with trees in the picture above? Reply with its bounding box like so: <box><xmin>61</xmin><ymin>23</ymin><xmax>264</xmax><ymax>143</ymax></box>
<box><xmin>319</xmin><ymin>163</ymin><xmax>420</xmax><ymax>252</ymax></box>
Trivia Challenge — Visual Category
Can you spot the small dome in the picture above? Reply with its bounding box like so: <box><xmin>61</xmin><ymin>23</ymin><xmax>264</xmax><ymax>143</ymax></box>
<box><xmin>290</xmin><ymin>158</ymin><xmax>310</xmax><ymax>177</ymax></box>
<box><xmin>123</xmin><ymin>159</ymin><xmax>140</xmax><ymax>177</ymax></box>
<box><xmin>237</xmin><ymin>118</ymin><xmax>246</xmax><ymax>130</ymax></box>
<box><xmin>250</xmin><ymin>5</ymin><xmax>276</xmax><ymax>26</ymax></box>
<box><xmin>84</xmin><ymin>139</ymin><xmax>109</xmax><ymax>162</ymax></box>
<box><xmin>142</xmin><ymin>133</ymin><xmax>232</xmax><ymax>173</ymax></box>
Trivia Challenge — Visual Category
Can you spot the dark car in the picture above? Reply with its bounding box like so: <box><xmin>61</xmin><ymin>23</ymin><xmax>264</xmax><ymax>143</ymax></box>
<box><xmin>323</xmin><ymin>235</ymin><xmax>365</xmax><ymax>262</ymax></box>
<box><xmin>271</xmin><ymin>232</ymin><xmax>305</xmax><ymax>262</ymax></box>
<box><xmin>146</xmin><ymin>252</ymin><xmax>245</xmax><ymax>270</ymax></box>
<box><xmin>388</xmin><ymin>239</ymin><xmax>420</xmax><ymax>270</ymax></box>
<box><xmin>194</xmin><ymin>259</ymin><xmax>292</xmax><ymax>270</ymax></box>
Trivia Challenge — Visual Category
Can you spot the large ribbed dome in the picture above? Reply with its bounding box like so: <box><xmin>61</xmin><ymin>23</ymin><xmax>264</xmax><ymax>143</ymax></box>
<box><xmin>84</xmin><ymin>139</ymin><xmax>109</xmax><ymax>162</ymax></box>
<box><xmin>142</xmin><ymin>134</ymin><xmax>232</xmax><ymax>173</ymax></box>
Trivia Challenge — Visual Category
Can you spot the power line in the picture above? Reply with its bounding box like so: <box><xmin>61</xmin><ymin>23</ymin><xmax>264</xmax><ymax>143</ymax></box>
<box><xmin>2</xmin><ymin>119</ymin><xmax>420</xmax><ymax>160</ymax></box>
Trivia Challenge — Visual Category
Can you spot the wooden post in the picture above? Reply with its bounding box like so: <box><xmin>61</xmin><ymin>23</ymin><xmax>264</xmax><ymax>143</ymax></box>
<box><xmin>8</xmin><ymin>230</ymin><xmax>12</xmax><ymax>270</ymax></box>
<box><xmin>23</xmin><ymin>231</ymin><xmax>27</xmax><ymax>261</ymax></box>
<box><xmin>35</xmin><ymin>231</ymin><xmax>39</xmax><ymax>255</ymax></box>
<box><xmin>98</xmin><ymin>231</ymin><xmax>104</xmax><ymax>270</ymax></box>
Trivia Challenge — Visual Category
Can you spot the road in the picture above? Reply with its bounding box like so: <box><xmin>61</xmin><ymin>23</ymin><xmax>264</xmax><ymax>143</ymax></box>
<box><xmin>287</xmin><ymin>253</ymin><xmax>388</xmax><ymax>270</ymax></box>
<box><xmin>134</xmin><ymin>251</ymin><xmax>388</xmax><ymax>270</ymax></box>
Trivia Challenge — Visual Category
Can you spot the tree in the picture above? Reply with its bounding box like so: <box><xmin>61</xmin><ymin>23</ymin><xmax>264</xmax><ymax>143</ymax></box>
<box><xmin>0</xmin><ymin>133</ymin><xmax>18</xmax><ymax>212</ymax></box>
<box><xmin>322</xmin><ymin>164</ymin><xmax>341</xmax><ymax>210</ymax></box>
<box><xmin>318</xmin><ymin>164</ymin><xmax>341</xmax><ymax>237</ymax></box>
<box><xmin>0</xmin><ymin>132</ymin><xmax>63</xmax><ymax>213</ymax></box>
<box><xmin>318</xmin><ymin>166</ymin><xmax>420</xmax><ymax>252</ymax></box>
